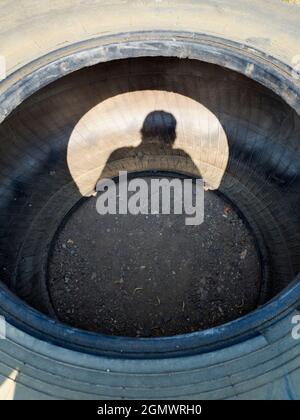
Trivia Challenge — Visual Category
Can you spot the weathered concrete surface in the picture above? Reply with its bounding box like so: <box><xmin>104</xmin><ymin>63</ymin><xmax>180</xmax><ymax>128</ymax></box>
<box><xmin>0</xmin><ymin>0</ymin><xmax>299</xmax><ymax>76</ymax></box>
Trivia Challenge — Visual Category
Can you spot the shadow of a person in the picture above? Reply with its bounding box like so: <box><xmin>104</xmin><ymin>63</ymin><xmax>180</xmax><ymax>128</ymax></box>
<box><xmin>100</xmin><ymin>110</ymin><xmax>201</xmax><ymax>179</ymax></box>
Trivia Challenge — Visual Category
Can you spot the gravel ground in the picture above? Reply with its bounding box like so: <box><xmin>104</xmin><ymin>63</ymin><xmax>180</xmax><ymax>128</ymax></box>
<box><xmin>48</xmin><ymin>177</ymin><xmax>261</xmax><ymax>337</ymax></box>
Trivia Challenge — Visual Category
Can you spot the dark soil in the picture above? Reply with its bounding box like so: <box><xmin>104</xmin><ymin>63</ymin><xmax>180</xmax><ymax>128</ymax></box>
<box><xmin>48</xmin><ymin>177</ymin><xmax>261</xmax><ymax>337</ymax></box>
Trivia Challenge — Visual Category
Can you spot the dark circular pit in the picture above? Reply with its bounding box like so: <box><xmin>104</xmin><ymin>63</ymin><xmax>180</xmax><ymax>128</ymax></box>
<box><xmin>0</xmin><ymin>55</ymin><xmax>299</xmax><ymax>356</ymax></box>
<box><xmin>48</xmin><ymin>176</ymin><xmax>261</xmax><ymax>337</ymax></box>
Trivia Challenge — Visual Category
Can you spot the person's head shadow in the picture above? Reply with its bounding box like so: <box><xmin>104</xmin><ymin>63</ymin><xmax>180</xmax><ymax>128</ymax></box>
<box><xmin>140</xmin><ymin>110</ymin><xmax>176</xmax><ymax>148</ymax></box>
